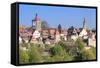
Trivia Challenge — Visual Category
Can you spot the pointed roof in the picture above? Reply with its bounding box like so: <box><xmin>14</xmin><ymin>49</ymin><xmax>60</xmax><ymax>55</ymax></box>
<box><xmin>33</xmin><ymin>13</ymin><xmax>40</xmax><ymax>21</ymax></box>
<box><xmin>83</xmin><ymin>17</ymin><xmax>87</xmax><ymax>29</ymax></box>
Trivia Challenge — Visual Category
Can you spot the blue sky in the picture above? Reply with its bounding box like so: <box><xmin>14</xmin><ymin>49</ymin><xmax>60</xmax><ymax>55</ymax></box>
<box><xmin>19</xmin><ymin>4</ymin><xmax>96</xmax><ymax>29</ymax></box>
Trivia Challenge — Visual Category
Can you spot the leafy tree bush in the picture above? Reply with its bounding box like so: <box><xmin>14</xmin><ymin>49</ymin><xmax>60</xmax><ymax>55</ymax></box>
<box><xmin>19</xmin><ymin>40</ymin><xmax>96</xmax><ymax>63</ymax></box>
<box><xmin>19</xmin><ymin>48</ymin><xmax>29</xmax><ymax>64</ymax></box>
<box><xmin>81</xmin><ymin>48</ymin><xmax>96</xmax><ymax>60</ymax></box>
<box><xmin>50</xmin><ymin>44</ymin><xmax>66</xmax><ymax>56</ymax></box>
<box><xmin>50</xmin><ymin>51</ymin><xmax>73</xmax><ymax>62</ymax></box>
<box><xmin>90</xmin><ymin>47</ymin><xmax>96</xmax><ymax>56</ymax></box>
<box><xmin>58</xmin><ymin>41</ymin><xmax>73</xmax><ymax>53</ymax></box>
<box><xmin>28</xmin><ymin>44</ymin><xmax>43</xmax><ymax>63</ymax></box>
<box><xmin>50</xmin><ymin>55</ymin><xmax>64</xmax><ymax>62</ymax></box>
<box><xmin>50</xmin><ymin>42</ymin><xmax>73</xmax><ymax>62</ymax></box>
<box><xmin>57</xmin><ymin>41</ymin><xmax>77</xmax><ymax>59</ymax></box>
<box><xmin>73</xmin><ymin>38</ymin><xmax>85</xmax><ymax>60</ymax></box>
<box><xmin>42</xmin><ymin>56</ymin><xmax>52</xmax><ymax>62</ymax></box>
<box><xmin>75</xmin><ymin>38</ymin><xmax>84</xmax><ymax>52</ymax></box>
<box><xmin>63</xmin><ymin>53</ymin><xmax>74</xmax><ymax>61</ymax></box>
<box><xmin>74</xmin><ymin>39</ymin><xmax>96</xmax><ymax>60</ymax></box>
<box><xmin>57</xmin><ymin>41</ymin><xmax>66</xmax><ymax>47</ymax></box>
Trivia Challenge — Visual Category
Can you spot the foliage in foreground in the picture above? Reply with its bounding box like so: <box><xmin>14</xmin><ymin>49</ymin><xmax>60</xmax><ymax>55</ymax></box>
<box><xmin>81</xmin><ymin>47</ymin><xmax>96</xmax><ymax>60</ymax></box>
<box><xmin>50</xmin><ymin>42</ymin><xmax>73</xmax><ymax>62</ymax></box>
<box><xmin>19</xmin><ymin>48</ymin><xmax>29</xmax><ymax>64</ymax></box>
<box><xmin>28</xmin><ymin>44</ymin><xmax>43</xmax><ymax>63</ymax></box>
<box><xmin>19</xmin><ymin>39</ymin><xmax>96</xmax><ymax>63</ymax></box>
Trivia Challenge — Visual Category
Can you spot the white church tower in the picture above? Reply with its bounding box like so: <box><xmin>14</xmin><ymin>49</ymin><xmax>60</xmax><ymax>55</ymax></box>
<box><xmin>32</xmin><ymin>13</ymin><xmax>41</xmax><ymax>31</ymax></box>
<box><xmin>79</xmin><ymin>18</ymin><xmax>88</xmax><ymax>38</ymax></box>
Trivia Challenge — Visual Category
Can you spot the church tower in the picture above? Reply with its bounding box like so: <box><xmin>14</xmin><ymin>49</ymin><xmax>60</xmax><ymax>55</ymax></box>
<box><xmin>32</xmin><ymin>13</ymin><xmax>41</xmax><ymax>31</ymax></box>
<box><xmin>79</xmin><ymin>17</ymin><xmax>88</xmax><ymax>37</ymax></box>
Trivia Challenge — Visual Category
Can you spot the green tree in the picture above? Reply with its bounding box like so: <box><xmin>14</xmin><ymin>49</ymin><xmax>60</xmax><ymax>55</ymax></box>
<box><xmin>28</xmin><ymin>44</ymin><xmax>43</xmax><ymax>63</ymax></box>
<box><xmin>90</xmin><ymin>47</ymin><xmax>96</xmax><ymax>56</ymax></box>
<box><xmin>75</xmin><ymin>38</ymin><xmax>84</xmax><ymax>52</ymax></box>
<box><xmin>50</xmin><ymin>44</ymin><xmax>66</xmax><ymax>56</ymax></box>
<box><xmin>50</xmin><ymin>43</ymin><xmax>73</xmax><ymax>62</ymax></box>
<box><xmin>81</xmin><ymin>48</ymin><xmax>96</xmax><ymax>60</ymax></box>
<box><xmin>51</xmin><ymin>55</ymin><xmax>64</xmax><ymax>62</ymax></box>
<box><xmin>19</xmin><ymin>48</ymin><xmax>29</xmax><ymax>64</ymax></box>
<box><xmin>57</xmin><ymin>41</ymin><xmax>70</xmax><ymax>52</ymax></box>
<box><xmin>74</xmin><ymin>38</ymin><xmax>85</xmax><ymax>60</ymax></box>
<box><xmin>63</xmin><ymin>53</ymin><xmax>74</xmax><ymax>61</ymax></box>
<box><xmin>74</xmin><ymin>39</ymin><xmax>96</xmax><ymax>60</ymax></box>
<box><xmin>50</xmin><ymin>50</ymin><xmax>73</xmax><ymax>62</ymax></box>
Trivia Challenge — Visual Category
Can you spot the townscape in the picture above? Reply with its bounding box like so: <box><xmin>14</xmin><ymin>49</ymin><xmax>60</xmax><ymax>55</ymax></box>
<box><xmin>19</xmin><ymin>14</ymin><xmax>96</xmax><ymax>64</ymax></box>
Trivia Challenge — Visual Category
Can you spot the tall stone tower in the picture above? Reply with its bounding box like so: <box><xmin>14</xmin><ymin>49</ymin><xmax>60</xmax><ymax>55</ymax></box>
<box><xmin>83</xmin><ymin>18</ymin><xmax>87</xmax><ymax>29</ymax></box>
<box><xmin>32</xmin><ymin>13</ymin><xmax>41</xmax><ymax>31</ymax></box>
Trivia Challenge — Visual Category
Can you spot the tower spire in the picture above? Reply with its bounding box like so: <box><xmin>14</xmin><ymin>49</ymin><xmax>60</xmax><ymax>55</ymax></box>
<box><xmin>34</xmin><ymin>13</ymin><xmax>40</xmax><ymax>21</ymax></box>
<box><xmin>32</xmin><ymin>13</ymin><xmax>41</xmax><ymax>31</ymax></box>
<box><xmin>83</xmin><ymin>17</ymin><xmax>87</xmax><ymax>29</ymax></box>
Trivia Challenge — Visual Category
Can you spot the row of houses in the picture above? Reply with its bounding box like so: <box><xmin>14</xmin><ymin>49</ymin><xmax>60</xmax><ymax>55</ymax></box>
<box><xmin>19</xmin><ymin>14</ymin><xmax>96</xmax><ymax>47</ymax></box>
